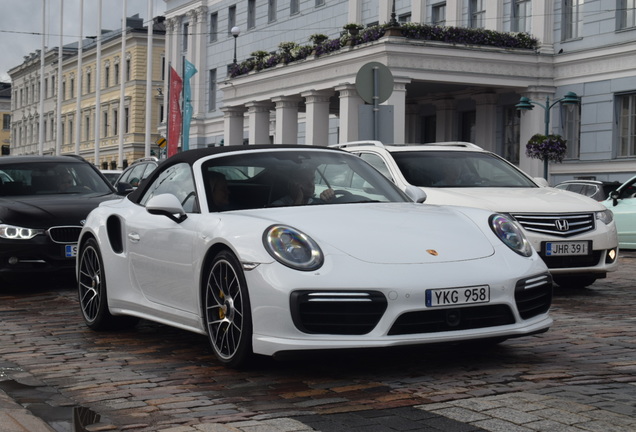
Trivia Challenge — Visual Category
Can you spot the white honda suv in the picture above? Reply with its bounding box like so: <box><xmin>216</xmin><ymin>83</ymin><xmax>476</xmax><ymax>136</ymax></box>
<box><xmin>336</xmin><ymin>141</ymin><xmax>618</xmax><ymax>288</ymax></box>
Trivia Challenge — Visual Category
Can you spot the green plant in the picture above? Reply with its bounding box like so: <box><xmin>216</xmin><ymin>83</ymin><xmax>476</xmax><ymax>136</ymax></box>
<box><xmin>309</xmin><ymin>33</ymin><xmax>328</xmax><ymax>45</ymax></box>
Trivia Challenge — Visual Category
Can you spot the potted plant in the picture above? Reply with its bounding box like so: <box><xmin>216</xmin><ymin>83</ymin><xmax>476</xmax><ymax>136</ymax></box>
<box><xmin>309</xmin><ymin>33</ymin><xmax>328</xmax><ymax>46</ymax></box>
<box><xmin>343</xmin><ymin>23</ymin><xmax>364</xmax><ymax>36</ymax></box>
<box><xmin>525</xmin><ymin>133</ymin><xmax>568</xmax><ymax>163</ymax></box>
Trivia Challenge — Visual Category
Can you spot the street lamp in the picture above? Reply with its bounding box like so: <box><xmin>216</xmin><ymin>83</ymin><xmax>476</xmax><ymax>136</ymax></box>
<box><xmin>231</xmin><ymin>26</ymin><xmax>240</xmax><ymax>65</ymax></box>
<box><xmin>516</xmin><ymin>91</ymin><xmax>580</xmax><ymax>179</ymax></box>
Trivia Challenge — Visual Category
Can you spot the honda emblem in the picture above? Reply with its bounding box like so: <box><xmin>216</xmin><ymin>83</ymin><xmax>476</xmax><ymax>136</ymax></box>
<box><xmin>554</xmin><ymin>219</ymin><xmax>569</xmax><ymax>231</ymax></box>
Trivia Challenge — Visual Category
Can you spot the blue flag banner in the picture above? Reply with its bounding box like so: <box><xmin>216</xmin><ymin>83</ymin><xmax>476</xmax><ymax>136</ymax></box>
<box><xmin>182</xmin><ymin>59</ymin><xmax>198</xmax><ymax>151</ymax></box>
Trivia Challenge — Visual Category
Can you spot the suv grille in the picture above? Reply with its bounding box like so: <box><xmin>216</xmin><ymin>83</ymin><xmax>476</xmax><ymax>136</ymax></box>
<box><xmin>290</xmin><ymin>291</ymin><xmax>387</xmax><ymax>335</ymax></box>
<box><xmin>511</xmin><ymin>213</ymin><xmax>595</xmax><ymax>238</ymax></box>
<box><xmin>48</xmin><ymin>226</ymin><xmax>82</xmax><ymax>244</ymax></box>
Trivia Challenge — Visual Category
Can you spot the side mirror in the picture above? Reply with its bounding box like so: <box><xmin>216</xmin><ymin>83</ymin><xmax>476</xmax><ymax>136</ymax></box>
<box><xmin>610</xmin><ymin>190</ymin><xmax>620</xmax><ymax>207</ymax></box>
<box><xmin>146</xmin><ymin>193</ymin><xmax>187</xmax><ymax>223</ymax></box>
<box><xmin>116</xmin><ymin>182</ymin><xmax>135</xmax><ymax>195</ymax></box>
<box><xmin>405</xmin><ymin>185</ymin><xmax>427</xmax><ymax>203</ymax></box>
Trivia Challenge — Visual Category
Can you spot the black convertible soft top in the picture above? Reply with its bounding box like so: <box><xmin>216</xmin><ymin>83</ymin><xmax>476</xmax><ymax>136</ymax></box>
<box><xmin>127</xmin><ymin>145</ymin><xmax>345</xmax><ymax>203</ymax></box>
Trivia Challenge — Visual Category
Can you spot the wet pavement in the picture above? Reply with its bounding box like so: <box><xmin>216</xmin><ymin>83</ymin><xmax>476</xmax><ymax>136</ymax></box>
<box><xmin>0</xmin><ymin>251</ymin><xmax>635</xmax><ymax>432</ymax></box>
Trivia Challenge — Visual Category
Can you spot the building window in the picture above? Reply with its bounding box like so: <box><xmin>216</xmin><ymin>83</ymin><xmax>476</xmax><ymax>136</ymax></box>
<box><xmin>512</xmin><ymin>0</ymin><xmax>531</xmax><ymax>33</ymax></box>
<box><xmin>85</xmin><ymin>116</ymin><xmax>90</xmax><ymax>141</ymax></box>
<box><xmin>618</xmin><ymin>93</ymin><xmax>636</xmax><ymax>157</ymax></box>
<box><xmin>562</xmin><ymin>103</ymin><xmax>580</xmax><ymax>159</ymax></box>
<box><xmin>62</xmin><ymin>81</ymin><xmax>66</xmax><ymax>100</ymax></box>
<box><xmin>618</xmin><ymin>0</ymin><xmax>636</xmax><ymax>29</ymax></box>
<box><xmin>126</xmin><ymin>59</ymin><xmax>131</xmax><ymax>81</ymax></box>
<box><xmin>268</xmin><ymin>0</ymin><xmax>277</xmax><ymax>23</ymax></box>
<box><xmin>399</xmin><ymin>13</ymin><xmax>411</xmax><ymax>24</ymax></box>
<box><xmin>115</xmin><ymin>63</ymin><xmax>120</xmax><ymax>84</ymax></box>
<box><xmin>210</xmin><ymin>12</ymin><xmax>218</xmax><ymax>42</ymax></box>
<box><xmin>183</xmin><ymin>22</ymin><xmax>189</xmax><ymax>51</ymax></box>
<box><xmin>103</xmin><ymin>112</ymin><xmax>108</xmax><ymax>137</ymax></box>
<box><xmin>2</xmin><ymin>114</ymin><xmax>10</xmax><ymax>130</ymax></box>
<box><xmin>563</xmin><ymin>0</ymin><xmax>583</xmax><ymax>40</ymax></box>
<box><xmin>44</xmin><ymin>78</ymin><xmax>48</xmax><ymax>99</ymax></box>
<box><xmin>161</xmin><ymin>56</ymin><xmax>166</xmax><ymax>80</ymax></box>
<box><xmin>209</xmin><ymin>69</ymin><xmax>217</xmax><ymax>112</ymax></box>
<box><xmin>85</xmin><ymin>71</ymin><xmax>91</xmax><ymax>94</ymax></box>
<box><xmin>315</xmin><ymin>0</ymin><xmax>325</xmax><ymax>6</ymax></box>
<box><xmin>113</xmin><ymin>109</ymin><xmax>118</xmax><ymax>135</ymax></box>
<box><xmin>68</xmin><ymin>119</ymin><xmax>73</xmax><ymax>144</ymax></box>
<box><xmin>70</xmin><ymin>78</ymin><xmax>75</xmax><ymax>98</ymax></box>
<box><xmin>469</xmin><ymin>0</ymin><xmax>485</xmax><ymax>29</ymax></box>
<box><xmin>228</xmin><ymin>6</ymin><xmax>236</xmax><ymax>35</ymax></box>
<box><xmin>248</xmin><ymin>0</ymin><xmax>256</xmax><ymax>29</ymax></box>
<box><xmin>291</xmin><ymin>0</ymin><xmax>300</xmax><ymax>15</ymax></box>
<box><xmin>104</xmin><ymin>65</ymin><xmax>110</xmax><ymax>88</ymax></box>
<box><xmin>125</xmin><ymin>107</ymin><xmax>129</xmax><ymax>133</ymax></box>
<box><xmin>432</xmin><ymin>2</ymin><xmax>446</xmax><ymax>26</ymax></box>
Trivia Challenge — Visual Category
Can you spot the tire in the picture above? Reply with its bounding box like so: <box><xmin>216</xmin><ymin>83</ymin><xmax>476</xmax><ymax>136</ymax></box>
<box><xmin>553</xmin><ymin>275</ymin><xmax>597</xmax><ymax>289</ymax></box>
<box><xmin>77</xmin><ymin>238</ymin><xmax>138</xmax><ymax>330</ymax></box>
<box><xmin>204</xmin><ymin>250</ymin><xmax>253</xmax><ymax>368</ymax></box>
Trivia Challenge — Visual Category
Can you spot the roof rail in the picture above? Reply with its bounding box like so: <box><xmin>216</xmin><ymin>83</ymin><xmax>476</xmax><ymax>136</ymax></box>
<box><xmin>330</xmin><ymin>141</ymin><xmax>385</xmax><ymax>149</ymax></box>
<box><xmin>419</xmin><ymin>141</ymin><xmax>483</xmax><ymax>150</ymax></box>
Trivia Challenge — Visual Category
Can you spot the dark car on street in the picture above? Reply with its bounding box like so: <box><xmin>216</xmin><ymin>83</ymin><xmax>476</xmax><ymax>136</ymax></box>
<box><xmin>0</xmin><ymin>155</ymin><xmax>118</xmax><ymax>281</ymax></box>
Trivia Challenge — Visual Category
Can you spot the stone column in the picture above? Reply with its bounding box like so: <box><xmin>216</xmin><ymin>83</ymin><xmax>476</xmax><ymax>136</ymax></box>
<box><xmin>302</xmin><ymin>90</ymin><xmax>333</xmax><ymax>146</ymax></box>
<box><xmin>434</xmin><ymin>99</ymin><xmax>457</xmax><ymax>142</ymax></box>
<box><xmin>384</xmin><ymin>78</ymin><xmax>409</xmax><ymax>144</ymax></box>
<box><xmin>473</xmin><ymin>93</ymin><xmax>498</xmax><ymax>151</ymax></box>
<box><xmin>246</xmin><ymin>101</ymin><xmax>272</xmax><ymax>145</ymax></box>
<box><xmin>272</xmin><ymin>96</ymin><xmax>301</xmax><ymax>144</ymax></box>
<box><xmin>191</xmin><ymin>6</ymin><xmax>208</xmax><ymax>116</ymax></box>
<box><xmin>221</xmin><ymin>106</ymin><xmax>245</xmax><ymax>146</ymax></box>
<box><xmin>532</xmin><ymin>0</ymin><xmax>554</xmax><ymax>53</ymax></box>
<box><xmin>446</xmin><ymin>0</ymin><xmax>461</xmax><ymax>27</ymax></box>
<box><xmin>336</xmin><ymin>84</ymin><xmax>363</xmax><ymax>143</ymax></box>
<box><xmin>485</xmin><ymin>0</ymin><xmax>502</xmax><ymax>31</ymax></box>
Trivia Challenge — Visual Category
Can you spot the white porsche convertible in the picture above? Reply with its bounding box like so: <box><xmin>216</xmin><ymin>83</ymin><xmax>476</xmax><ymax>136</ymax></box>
<box><xmin>77</xmin><ymin>145</ymin><xmax>553</xmax><ymax>367</ymax></box>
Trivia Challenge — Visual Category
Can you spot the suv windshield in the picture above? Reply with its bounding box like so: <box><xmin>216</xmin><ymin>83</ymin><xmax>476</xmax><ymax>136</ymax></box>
<box><xmin>201</xmin><ymin>150</ymin><xmax>409</xmax><ymax>211</ymax></box>
<box><xmin>392</xmin><ymin>151</ymin><xmax>538</xmax><ymax>188</ymax></box>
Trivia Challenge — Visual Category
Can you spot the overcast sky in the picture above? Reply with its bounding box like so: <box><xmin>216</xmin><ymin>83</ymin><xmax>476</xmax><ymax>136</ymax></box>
<box><xmin>0</xmin><ymin>0</ymin><xmax>166</xmax><ymax>82</ymax></box>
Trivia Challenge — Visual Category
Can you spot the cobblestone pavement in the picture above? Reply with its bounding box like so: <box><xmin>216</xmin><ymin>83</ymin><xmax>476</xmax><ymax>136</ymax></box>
<box><xmin>0</xmin><ymin>251</ymin><xmax>635</xmax><ymax>432</ymax></box>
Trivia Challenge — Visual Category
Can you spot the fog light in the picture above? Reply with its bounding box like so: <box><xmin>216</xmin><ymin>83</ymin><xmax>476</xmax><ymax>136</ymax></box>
<box><xmin>8</xmin><ymin>257</ymin><xmax>19</xmax><ymax>265</ymax></box>
<box><xmin>606</xmin><ymin>248</ymin><xmax>617</xmax><ymax>263</ymax></box>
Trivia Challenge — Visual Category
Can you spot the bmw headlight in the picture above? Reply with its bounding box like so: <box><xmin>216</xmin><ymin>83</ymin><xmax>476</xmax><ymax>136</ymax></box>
<box><xmin>0</xmin><ymin>224</ymin><xmax>44</xmax><ymax>240</ymax></box>
<box><xmin>596</xmin><ymin>209</ymin><xmax>614</xmax><ymax>225</ymax></box>
<box><xmin>263</xmin><ymin>225</ymin><xmax>324</xmax><ymax>271</ymax></box>
<box><xmin>489</xmin><ymin>214</ymin><xmax>532</xmax><ymax>257</ymax></box>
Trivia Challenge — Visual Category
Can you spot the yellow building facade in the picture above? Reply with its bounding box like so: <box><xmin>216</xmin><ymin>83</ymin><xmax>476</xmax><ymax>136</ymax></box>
<box><xmin>9</xmin><ymin>15</ymin><xmax>165</xmax><ymax>169</ymax></box>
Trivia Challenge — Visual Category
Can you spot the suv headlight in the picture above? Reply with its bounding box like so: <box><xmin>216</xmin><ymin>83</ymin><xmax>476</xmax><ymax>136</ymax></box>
<box><xmin>0</xmin><ymin>224</ymin><xmax>44</xmax><ymax>240</ymax></box>
<box><xmin>263</xmin><ymin>225</ymin><xmax>324</xmax><ymax>271</ymax></box>
<box><xmin>489</xmin><ymin>214</ymin><xmax>533</xmax><ymax>257</ymax></box>
<box><xmin>596</xmin><ymin>209</ymin><xmax>614</xmax><ymax>225</ymax></box>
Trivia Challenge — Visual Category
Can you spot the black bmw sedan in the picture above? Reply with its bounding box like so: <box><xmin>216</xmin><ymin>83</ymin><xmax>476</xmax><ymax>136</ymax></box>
<box><xmin>0</xmin><ymin>155</ymin><xmax>118</xmax><ymax>281</ymax></box>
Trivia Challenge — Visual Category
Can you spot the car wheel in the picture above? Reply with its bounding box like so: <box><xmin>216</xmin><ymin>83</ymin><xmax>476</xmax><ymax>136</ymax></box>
<box><xmin>553</xmin><ymin>275</ymin><xmax>597</xmax><ymax>289</ymax></box>
<box><xmin>204</xmin><ymin>250</ymin><xmax>253</xmax><ymax>367</ymax></box>
<box><xmin>78</xmin><ymin>238</ymin><xmax>138</xmax><ymax>330</ymax></box>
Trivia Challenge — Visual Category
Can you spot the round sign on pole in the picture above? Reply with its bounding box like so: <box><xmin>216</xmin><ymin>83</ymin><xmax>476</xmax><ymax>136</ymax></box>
<box><xmin>355</xmin><ymin>62</ymin><xmax>394</xmax><ymax>105</ymax></box>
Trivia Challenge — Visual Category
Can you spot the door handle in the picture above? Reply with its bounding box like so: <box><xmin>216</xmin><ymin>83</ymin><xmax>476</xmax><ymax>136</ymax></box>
<box><xmin>128</xmin><ymin>232</ymin><xmax>140</xmax><ymax>243</ymax></box>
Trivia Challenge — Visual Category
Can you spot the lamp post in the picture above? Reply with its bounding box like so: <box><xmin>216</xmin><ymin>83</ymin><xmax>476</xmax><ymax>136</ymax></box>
<box><xmin>231</xmin><ymin>26</ymin><xmax>240</xmax><ymax>65</ymax></box>
<box><xmin>516</xmin><ymin>91</ymin><xmax>580</xmax><ymax>179</ymax></box>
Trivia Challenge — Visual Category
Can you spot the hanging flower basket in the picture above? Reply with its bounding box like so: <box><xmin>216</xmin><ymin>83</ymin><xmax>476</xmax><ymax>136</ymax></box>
<box><xmin>525</xmin><ymin>134</ymin><xmax>567</xmax><ymax>163</ymax></box>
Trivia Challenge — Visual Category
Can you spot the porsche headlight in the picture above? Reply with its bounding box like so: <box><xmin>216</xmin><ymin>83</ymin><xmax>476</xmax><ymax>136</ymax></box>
<box><xmin>596</xmin><ymin>209</ymin><xmax>614</xmax><ymax>225</ymax></box>
<box><xmin>489</xmin><ymin>214</ymin><xmax>532</xmax><ymax>257</ymax></box>
<box><xmin>0</xmin><ymin>224</ymin><xmax>44</xmax><ymax>240</ymax></box>
<box><xmin>263</xmin><ymin>225</ymin><xmax>324</xmax><ymax>271</ymax></box>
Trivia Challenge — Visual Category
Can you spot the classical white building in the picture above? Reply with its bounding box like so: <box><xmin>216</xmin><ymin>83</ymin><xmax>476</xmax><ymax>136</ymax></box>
<box><xmin>163</xmin><ymin>0</ymin><xmax>636</xmax><ymax>183</ymax></box>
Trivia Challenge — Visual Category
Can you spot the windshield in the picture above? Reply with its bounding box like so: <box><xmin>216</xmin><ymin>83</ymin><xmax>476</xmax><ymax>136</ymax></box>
<box><xmin>0</xmin><ymin>161</ymin><xmax>114</xmax><ymax>196</ymax></box>
<box><xmin>392</xmin><ymin>150</ymin><xmax>538</xmax><ymax>188</ymax></box>
<box><xmin>201</xmin><ymin>149</ymin><xmax>409</xmax><ymax>211</ymax></box>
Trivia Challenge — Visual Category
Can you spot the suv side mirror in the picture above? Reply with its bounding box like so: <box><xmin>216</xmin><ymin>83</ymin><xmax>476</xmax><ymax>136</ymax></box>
<box><xmin>116</xmin><ymin>182</ymin><xmax>135</xmax><ymax>195</ymax></box>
